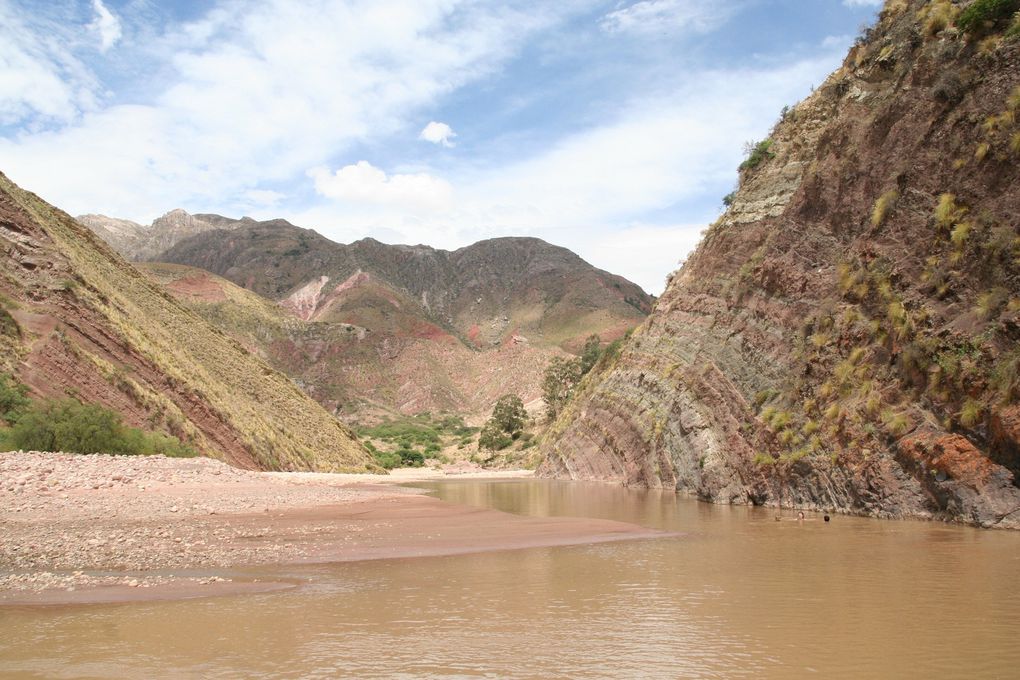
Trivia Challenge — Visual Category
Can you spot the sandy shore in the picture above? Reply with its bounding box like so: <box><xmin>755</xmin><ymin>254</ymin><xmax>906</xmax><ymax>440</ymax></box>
<box><xmin>1</xmin><ymin>452</ymin><xmax>665</xmax><ymax>604</ymax></box>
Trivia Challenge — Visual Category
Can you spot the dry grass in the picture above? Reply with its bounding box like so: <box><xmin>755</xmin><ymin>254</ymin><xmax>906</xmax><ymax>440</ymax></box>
<box><xmin>0</xmin><ymin>173</ymin><xmax>374</xmax><ymax>473</ymax></box>
<box><xmin>871</xmin><ymin>190</ymin><xmax>899</xmax><ymax>228</ymax></box>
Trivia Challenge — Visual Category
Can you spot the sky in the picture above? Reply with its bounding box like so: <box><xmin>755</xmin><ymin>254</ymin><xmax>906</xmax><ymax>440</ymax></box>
<box><xmin>0</xmin><ymin>0</ymin><xmax>883</xmax><ymax>295</ymax></box>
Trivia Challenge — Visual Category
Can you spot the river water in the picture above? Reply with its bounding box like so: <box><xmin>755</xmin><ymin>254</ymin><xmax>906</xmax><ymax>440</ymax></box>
<box><xmin>2</xmin><ymin>479</ymin><xmax>1019</xmax><ymax>678</ymax></box>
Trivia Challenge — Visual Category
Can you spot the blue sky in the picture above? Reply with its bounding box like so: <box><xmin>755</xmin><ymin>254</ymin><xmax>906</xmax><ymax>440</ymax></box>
<box><xmin>0</xmin><ymin>0</ymin><xmax>882</xmax><ymax>294</ymax></box>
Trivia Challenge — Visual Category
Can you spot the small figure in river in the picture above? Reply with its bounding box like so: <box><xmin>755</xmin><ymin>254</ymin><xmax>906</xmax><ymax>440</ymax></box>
<box><xmin>823</xmin><ymin>514</ymin><xmax>830</xmax><ymax>522</ymax></box>
<box><xmin>797</xmin><ymin>511</ymin><xmax>805</xmax><ymax>521</ymax></box>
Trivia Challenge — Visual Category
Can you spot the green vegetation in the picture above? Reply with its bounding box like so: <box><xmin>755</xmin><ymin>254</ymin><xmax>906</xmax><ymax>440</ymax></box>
<box><xmin>2</xmin><ymin>395</ymin><xmax>196</xmax><ymax>457</ymax></box>
<box><xmin>357</xmin><ymin>412</ymin><xmax>477</xmax><ymax>468</ymax></box>
<box><xmin>0</xmin><ymin>373</ymin><xmax>30</xmax><ymax>425</ymax></box>
<box><xmin>479</xmin><ymin>394</ymin><xmax>527</xmax><ymax>451</ymax></box>
<box><xmin>739</xmin><ymin>139</ymin><xmax>775</xmax><ymax>172</ymax></box>
<box><xmin>956</xmin><ymin>0</ymin><xmax>1020</xmax><ymax>34</ymax></box>
<box><xmin>542</xmin><ymin>334</ymin><xmax>604</xmax><ymax>420</ymax></box>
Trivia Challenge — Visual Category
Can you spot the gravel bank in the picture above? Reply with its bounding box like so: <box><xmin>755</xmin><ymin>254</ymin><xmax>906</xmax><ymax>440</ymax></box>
<box><xmin>1</xmin><ymin>451</ymin><xmax>413</xmax><ymax>596</ymax></box>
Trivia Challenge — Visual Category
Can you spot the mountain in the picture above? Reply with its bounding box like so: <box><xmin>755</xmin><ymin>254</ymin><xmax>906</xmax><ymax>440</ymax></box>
<box><xmin>539</xmin><ymin>0</ymin><xmax>1020</xmax><ymax>529</ymax></box>
<box><xmin>152</xmin><ymin>222</ymin><xmax>652</xmax><ymax>352</ymax></box>
<box><xmin>138</xmin><ymin>262</ymin><xmax>557</xmax><ymax>418</ymax></box>
<box><xmin>77</xmin><ymin>210</ymin><xmax>274</xmax><ymax>261</ymax></box>
<box><xmin>78</xmin><ymin>214</ymin><xmax>652</xmax><ymax>418</ymax></box>
<box><xmin>0</xmin><ymin>172</ymin><xmax>374</xmax><ymax>472</ymax></box>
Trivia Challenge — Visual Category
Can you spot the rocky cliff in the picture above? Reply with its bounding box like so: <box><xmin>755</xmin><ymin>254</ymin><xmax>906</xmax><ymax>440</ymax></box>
<box><xmin>1</xmin><ymin>172</ymin><xmax>374</xmax><ymax>472</ymax></box>
<box><xmin>77</xmin><ymin>210</ymin><xmax>257</xmax><ymax>261</ymax></box>
<box><xmin>540</xmin><ymin>0</ymin><xmax>1020</xmax><ymax>529</ymax></box>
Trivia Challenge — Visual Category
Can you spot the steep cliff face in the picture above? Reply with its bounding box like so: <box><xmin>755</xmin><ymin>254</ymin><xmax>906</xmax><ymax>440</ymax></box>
<box><xmin>1</xmin><ymin>173</ymin><xmax>374</xmax><ymax>473</ymax></box>
<box><xmin>540</xmin><ymin>0</ymin><xmax>1020</xmax><ymax>528</ymax></box>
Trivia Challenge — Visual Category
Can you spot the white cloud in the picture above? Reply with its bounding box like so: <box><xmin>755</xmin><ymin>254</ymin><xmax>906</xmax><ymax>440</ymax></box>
<box><xmin>310</xmin><ymin>161</ymin><xmax>452</xmax><ymax>212</ymax></box>
<box><xmin>419</xmin><ymin>120</ymin><xmax>456</xmax><ymax>147</ymax></box>
<box><xmin>90</xmin><ymin>0</ymin><xmax>122</xmax><ymax>53</ymax></box>
<box><xmin>601</xmin><ymin>0</ymin><xmax>736</xmax><ymax>36</ymax></box>
<box><xmin>577</xmin><ymin>223</ymin><xmax>705</xmax><ymax>295</ymax></box>
<box><xmin>0</xmin><ymin>3</ymin><xmax>99</xmax><ymax>124</ymax></box>
<box><xmin>843</xmin><ymin>0</ymin><xmax>882</xmax><ymax>6</ymax></box>
<box><xmin>0</xmin><ymin>0</ymin><xmax>572</xmax><ymax>221</ymax></box>
<box><xmin>281</xmin><ymin>51</ymin><xmax>845</xmax><ymax>295</ymax></box>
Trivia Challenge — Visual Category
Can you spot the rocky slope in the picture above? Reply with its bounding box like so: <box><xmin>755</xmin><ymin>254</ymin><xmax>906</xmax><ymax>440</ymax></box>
<box><xmin>0</xmin><ymin>172</ymin><xmax>373</xmax><ymax>472</ymax></box>
<box><xmin>152</xmin><ymin>222</ymin><xmax>651</xmax><ymax>351</ymax></box>
<box><xmin>140</xmin><ymin>262</ymin><xmax>559</xmax><ymax>417</ymax></box>
<box><xmin>540</xmin><ymin>0</ymin><xmax>1020</xmax><ymax>529</ymax></box>
<box><xmin>79</xmin><ymin>214</ymin><xmax>651</xmax><ymax>418</ymax></box>
<box><xmin>77</xmin><ymin>210</ymin><xmax>260</xmax><ymax>261</ymax></box>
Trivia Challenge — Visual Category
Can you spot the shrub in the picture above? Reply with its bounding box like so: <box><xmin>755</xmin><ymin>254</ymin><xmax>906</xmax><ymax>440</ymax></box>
<box><xmin>956</xmin><ymin>0</ymin><xmax>1020</xmax><ymax>34</ymax></box>
<box><xmin>722</xmin><ymin>192</ymin><xmax>736</xmax><ymax>207</ymax></box>
<box><xmin>935</xmin><ymin>193</ymin><xmax>967</xmax><ymax>230</ymax></box>
<box><xmin>0</xmin><ymin>373</ymin><xmax>29</xmax><ymax>425</ymax></box>
<box><xmin>371</xmin><ymin>449</ymin><xmax>402</xmax><ymax>469</ymax></box>
<box><xmin>959</xmin><ymin>399</ymin><xmax>984</xmax><ymax>427</ymax></box>
<box><xmin>920</xmin><ymin>0</ymin><xmax>960</xmax><ymax>36</ymax></box>
<box><xmin>1011</xmin><ymin>132</ymin><xmax>1020</xmax><ymax>154</ymax></box>
<box><xmin>976</xmin><ymin>287</ymin><xmax>1009</xmax><ymax>319</ymax></box>
<box><xmin>951</xmin><ymin>220</ymin><xmax>974</xmax><ymax>247</ymax></box>
<box><xmin>1008</xmin><ymin>12</ymin><xmax>1020</xmax><ymax>38</ymax></box>
<box><xmin>871</xmin><ymin>190</ymin><xmax>900</xmax><ymax>227</ymax></box>
<box><xmin>5</xmin><ymin>398</ymin><xmax>196</xmax><ymax>457</ymax></box>
<box><xmin>975</xmin><ymin>142</ymin><xmax>990</xmax><ymax>162</ymax></box>
<box><xmin>399</xmin><ymin>447</ymin><xmax>425</xmax><ymax>467</ymax></box>
<box><xmin>478</xmin><ymin>420</ymin><xmax>512</xmax><ymax>451</ymax></box>
<box><xmin>739</xmin><ymin>139</ymin><xmax>775</xmax><ymax>172</ymax></box>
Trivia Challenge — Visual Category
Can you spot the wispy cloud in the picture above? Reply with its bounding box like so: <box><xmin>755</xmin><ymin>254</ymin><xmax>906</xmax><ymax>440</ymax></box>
<box><xmin>90</xmin><ymin>0</ymin><xmax>122</xmax><ymax>52</ymax></box>
<box><xmin>0</xmin><ymin>1</ymin><xmax>99</xmax><ymax>124</ymax></box>
<box><xmin>600</xmin><ymin>0</ymin><xmax>737</xmax><ymax>36</ymax></box>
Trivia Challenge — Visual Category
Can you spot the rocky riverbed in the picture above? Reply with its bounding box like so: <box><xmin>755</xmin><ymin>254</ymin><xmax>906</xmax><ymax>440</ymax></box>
<box><xmin>0</xmin><ymin>451</ymin><xmax>414</xmax><ymax>596</ymax></box>
<box><xmin>2</xmin><ymin>452</ymin><xmax>653</xmax><ymax>604</ymax></box>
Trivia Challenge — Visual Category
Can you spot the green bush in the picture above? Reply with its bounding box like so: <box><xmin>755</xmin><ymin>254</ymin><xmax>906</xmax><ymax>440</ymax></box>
<box><xmin>4</xmin><ymin>398</ymin><xmax>197</xmax><ymax>457</ymax></box>
<box><xmin>371</xmin><ymin>449</ymin><xmax>402</xmax><ymax>469</ymax></box>
<box><xmin>0</xmin><ymin>373</ymin><xmax>29</xmax><ymax>425</ymax></box>
<box><xmin>739</xmin><ymin>139</ymin><xmax>774</xmax><ymax>171</ymax></box>
<box><xmin>478</xmin><ymin>420</ymin><xmax>513</xmax><ymax>451</ymax></box>
<box><xmin>957</xmin><ymin>0</ymin><xmax>1020</xmax><ymax>34</ymax></box>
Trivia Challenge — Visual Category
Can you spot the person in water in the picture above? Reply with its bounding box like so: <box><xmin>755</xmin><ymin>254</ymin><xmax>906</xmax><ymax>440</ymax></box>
<box><xmin>823</xmin><ymin>514</ymin><xmax>831</xmax><ymax>522</ymax></box>
<box><xmin>797</xmin><ymin>511</ymin><xmax>805</xmax><ymax>521</ymax></box>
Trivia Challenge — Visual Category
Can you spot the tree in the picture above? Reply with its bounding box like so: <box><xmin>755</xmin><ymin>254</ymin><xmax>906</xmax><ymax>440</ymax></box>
<box><xmin>542</xmin><ymin>337</ymin><xmax>604</xmax><ymax>420</ymax></box>
<box><xmin>579</xmin><ymin>334</ymin><xmax>602</xmax><ymax>374</ymax></box>
<box><xmin>479</xmin><ymin>394</ymin><xmax>527</xmax><ymax>451</ymax></box>
<box><xmin>491</xmin><ymin>394</ymin><xmax>527</xmax><ymax>436</ymax></box>
<box><xmin>542</xmin><ymin>357</ymin><xmax>583</xmax><ymax>420</ymax></box>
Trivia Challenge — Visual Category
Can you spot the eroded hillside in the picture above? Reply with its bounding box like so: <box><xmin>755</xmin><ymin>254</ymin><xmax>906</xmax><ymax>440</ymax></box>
<box><xmin>540</xmin><ymin>0</ymin><xmax>1020</xmax><ymax>528</ymax></box>
<box><xmin>0</xmin><ymin>173</ymin><xmax>374</xmax><ymax>472</ymax></box>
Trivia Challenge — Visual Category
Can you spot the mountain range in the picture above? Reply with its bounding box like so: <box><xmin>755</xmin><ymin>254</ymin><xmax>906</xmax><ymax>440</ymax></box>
<box><xmin>79</xmin><ymin>212</ymin><xmax>652</xmax><ymax>418</ymax></box>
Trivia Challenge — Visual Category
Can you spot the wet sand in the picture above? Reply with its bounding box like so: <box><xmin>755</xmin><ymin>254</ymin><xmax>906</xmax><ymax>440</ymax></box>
<box><xmin>1</xmin><ymin>452</ymin><xmax>667</xmax><ymax>605</ymax></box>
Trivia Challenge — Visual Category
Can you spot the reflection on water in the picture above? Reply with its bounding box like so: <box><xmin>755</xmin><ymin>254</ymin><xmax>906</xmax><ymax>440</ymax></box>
<box><xmin>3</xmin><ymin>479</ymin><xmax>1019</xmax><ymax>679</ymax></box>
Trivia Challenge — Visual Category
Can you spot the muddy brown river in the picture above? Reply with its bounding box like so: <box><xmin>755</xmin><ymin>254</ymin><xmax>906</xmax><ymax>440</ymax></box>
<box><xmin>2</xmin><ymin>479</ymin><xmax>1019</xmax><ymax>678</ymax></box>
